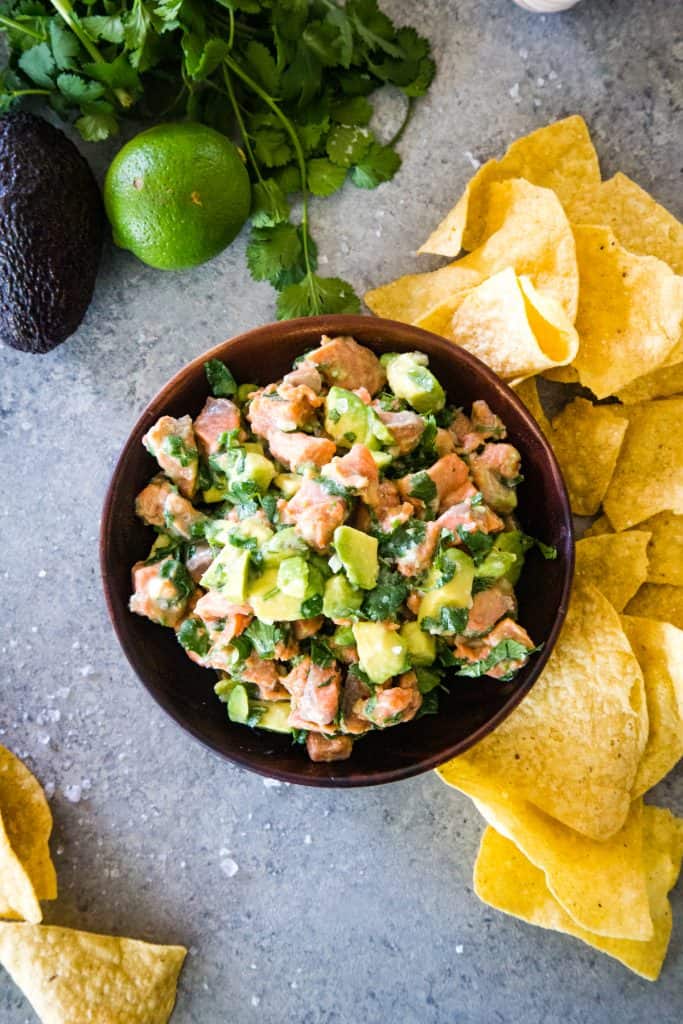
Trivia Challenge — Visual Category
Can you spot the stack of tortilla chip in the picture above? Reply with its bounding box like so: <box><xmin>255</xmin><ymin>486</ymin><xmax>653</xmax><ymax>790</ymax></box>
<box><xmin>371</xmin><ymin>116</ymin><xmax>683</xmax><ymax>978</ymax></box>
<box><xmin>0</xmin><ymin>745</ymin><xmax>186</xmax><ymax>1023</ymax></box>
<box><xmin>366</xmin><ymin>115</ymin><xmax>683</xmax><ymax>396</ymax></box>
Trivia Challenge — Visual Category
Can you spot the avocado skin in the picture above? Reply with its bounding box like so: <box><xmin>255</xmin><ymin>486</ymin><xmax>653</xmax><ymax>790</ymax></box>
<box><xmin>0</xmin><ymin>112</ymin><xmax>104</xmax><ymax>354</ymax></box>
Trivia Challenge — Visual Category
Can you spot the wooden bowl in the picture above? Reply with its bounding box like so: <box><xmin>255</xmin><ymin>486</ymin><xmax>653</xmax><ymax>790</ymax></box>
<box><xmin>101</xmin><ymin>315</ymin><xmax>574</xmax><ymax>786</ymax></box>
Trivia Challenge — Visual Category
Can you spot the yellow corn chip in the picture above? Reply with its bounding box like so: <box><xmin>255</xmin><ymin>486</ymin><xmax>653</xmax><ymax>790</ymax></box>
<box><xmin>419</xmin><ymin>116</ymin><xmax>600</xmax><ymax>256</ymax></box>
<box><xmin>0</xmin><ymin>923</ymin><xmax>186</xmax><ymax>1024</ymax></box>
<box><xmin>566</xmin><ymin>172</ymin><xmax>683</xmax><ymax>274</ymax></box>
<box><xmin>438</xmin><ymin>759</ymin><xmax>651</xmax><ymax>939</ymax></box>
<box><xmin>637</xmin><ymin>512</ymin><xmax>683</xmax><ymax>587</ymax></box>
<box><xmin>0</xmin><ymin>813</ymin><xmax>41</xmax><ymax>925</ymax></box>
<box><xmin>574</xmin><ymin>533</ymin><xmax>650</xmax><ymax>612</ymax></box>
<box><xmin>617</xmin><ymin>358</ymin><xmax>683</xmax><ymax>405</ymax></box>
<box><xmin>473</xmin><ymin>806</ymin><xmax>683</xmax><ymax>982</ymax></box>
<box><xmin>443</xmin><ymin>268</ymin><xmax>578</xmax><ymax>380</ymax></box>
<box><xmin>621</xmin><ymin>616</ymin><xmax>683</xmax><ymax>797</ymax></box>
<box><xmin>603</xmin><ymin>398</ymin><xmax>683</xmax><ymax>530</ymax></box>
<box><xmin>512</xmin><ymin>376</ymin><xmax>551</xmax><ymax>436</ymax></box>
<box><xmin>571</xmin><ymin>225</ymin><xmax>682</xmax><ymax>398</ymax></box>
<box><xmin>549</xmin><ymin>398</ymin><xmax>628</xmax><ymax>515</ymax></box>
<box><xmin>583</xmin><ymin>515</ymin><xmax>613</xmax><ymax>537</ymax></box>
<box><xmin>0</xmin><ymin>747</ymin><xmax>56</xmax><ymax>922</ymax></box>
<box><xmin>437</xmin><ymin>583</ymin><xmax>646</xmax><ymax>840</ymax></box>
<box><xmin>583</xmin><ymin>513</ymin><xmax>683</xmax><ymax>586</ymax></box>
<box><xmin>366</xmin><ymin>179</ymin><xmax>579</xmax><ymax>325</ymax></box>
<box><xmin>625</xmin><ymin>584</ymin><xmax>683</xmax><ymax>631</ymax></box>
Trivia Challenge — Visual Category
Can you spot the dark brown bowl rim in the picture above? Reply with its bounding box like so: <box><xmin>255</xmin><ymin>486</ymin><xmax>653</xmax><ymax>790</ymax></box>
<box><xmin>100</xmin><ymin>314</ymin><xmax>574</xmax><ymax>787</ymax></box>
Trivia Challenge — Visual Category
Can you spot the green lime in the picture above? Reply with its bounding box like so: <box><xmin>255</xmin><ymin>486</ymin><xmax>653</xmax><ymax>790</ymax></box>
<box><xmin>104</xmin><ymin>122</ymin><xmax>251</xmax><ymax>271</ymax></box>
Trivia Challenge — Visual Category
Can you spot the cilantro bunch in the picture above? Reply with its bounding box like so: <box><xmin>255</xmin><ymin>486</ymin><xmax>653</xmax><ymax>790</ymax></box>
<box><xmin>0</xmin><ymin>0</ymin><xmax>435</xmax><ymax>317</ymax></box>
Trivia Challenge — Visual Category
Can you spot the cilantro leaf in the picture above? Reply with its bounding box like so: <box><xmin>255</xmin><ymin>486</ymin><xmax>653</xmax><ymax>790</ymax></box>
<box><xmin>310</xmin><ymin>637</ymin><xmax>335</xmax><ymax>667</ymax></box>
<box><xmin>245</xmin><ymin>40</ymin><xmax>279</xmax><ymax>94</ymax></box>
<box><xmin>56</xmin><ymin>73</ymin><xmax>105</xmax><ymax>104</ymax></box>
<box><xmin>378</xmin><ymin>519</ymin><xmax>427</xmax><ymax>559</ymax></box>
<box><xmin>457</xmin><ymin>527</ymin><xmax>495</xmax><ymax>566</ymax></box>
<box><xmin>75</xmin><ymin>106</ymin><xmax>119</xmax><ymax>142</ymax></box>
<box><xmin>250</xmin><ymin>179</ymin><xmax>290</xmax><ymax>228</ymax></box>
<box><xmin>307</xmin><ymin>158</ymin><xmax>347</xmax><ymax>197</ymax></box>
<box><xmin>361</xmin><ymin>566</ymin><xmax>408</xmax><ymax>621</ymax></box>
<box><xmin>331</xmin><ymin>95</ymin><xmax>373</xmax><ymax>125</ymax></box>
<box><xmin>177</xmin><ymin>617</ymin><xmax>211</xmax><ymax>658</ymax></box>
<box><xmin>80</xmin><ymin>15</ymin><xmax>126</xmax><ymax>45</ymax></box>
<box><xmin>421</xmin><ymin>605</ymin><xmax>469</xmax><ymax>636</ymax></box>
<box><xmin>326</xmin><ymin>125</ymin><xmax>373</xmax><ymax>168</ymax></box>
<box><xmin>351</xmin><ymin>143</ymin><xmax>401</xmax><ymax>189</ymax></box>
<box><xmin>455</xmin><ymin>640</ymin><xmax>539</xmax><ymax>680</ymax></box>
<box><xmin>246</xmin><ymin>222</ymin><xmax>303</xmax><ymax>286</ymax></box>
<box><xmin>49</xmin><ymin>21</ymin><xmax>79</xmax><ymax>71</ymax></box>
<box><xmin>18</xmin><ymin>43</ymin><xmax>56</xmax><ymax>89</ymax></box>
<box><xmin>244</xmin><ymin>620</ymin><xmax>283</xmax><ymax>659</ymax></box>
<box><xmin>205</xmin><ymin>359</ymin><xmax>237</xmax><ymax>398</ymax></box>
<box><xmin>276</xmin><ymin>275</ymin><xmax>360</xmax><ymax>320</ymax></box>
<box><xmin>407</xmin><ymin>470</ymin><xmax>437</xmax><ymax>503</ymax></box>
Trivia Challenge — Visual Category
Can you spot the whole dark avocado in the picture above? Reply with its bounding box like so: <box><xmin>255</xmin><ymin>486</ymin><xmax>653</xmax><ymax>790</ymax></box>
<box><xmin>0</xmin><ymin>111</ymin><xmax>104</xmax><ymax>354</ymax></box>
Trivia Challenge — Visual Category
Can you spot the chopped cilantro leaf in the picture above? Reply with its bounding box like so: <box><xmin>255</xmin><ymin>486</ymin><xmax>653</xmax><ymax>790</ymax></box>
<box><xmin>408</xmin><ymin>470</ymin><xmax>437</xmax><ymax>503</ymax></box>
<box><xmin>455</xmin><ymin>640</ymin><xmax>540</xmax><ymax>680</ymax></box>
<box><xmin>361</xmin><ymin>566</ymin><xmax>408</xmax><ymax>621</ymax></box>
<box><xmin>177</xmin><ymin>617</ymin><xmax>211</xmax><ymax>658</ymax></box>
<box><xmin>244</xmin><ymin>621</ymin><xmax>284</xmax><ymax>659</ymax></box>
<box><xmin>421</xmin><ymin>605</ymin><xmax>469</xmax><ymax>636</ymax></box>
<box><xmin>205</xmin><ymin>359</ymin><xmax>237</xmax><ymax>398</ymax></box>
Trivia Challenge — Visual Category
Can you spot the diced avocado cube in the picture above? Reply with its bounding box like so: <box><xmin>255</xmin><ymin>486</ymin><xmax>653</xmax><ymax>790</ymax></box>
<box><xmin>214</xmin><ymin>676</ymin><xmax>239</xmax><ymax>702</ymax></box>
<box><xmin>491</xmin><ymin>531</ymin><xmax>528</xmax><ymax>585</ymax></box>
<box><xmin>243</xmin><ymin>441</ymin><xmax>264</xmax><ymax>454</ymax></box>
<box><xmin>247</xmin><ymin>568</ymin><xmax>304</xmax><ymax>622</ymax></box>
<box><xmin>418</xmin><ymin>550</ymin><xmax>474</xmax><ymax>632</ymax></box>
<box><xmin>233</xmin><ymin>452</ymin><xmax>276</xmax><ymax>494</ymax></box>
<box><xmin>274</xmin><ymin>472</ymin><xmax>302</xmax><ymax>498</ymax></box>
<box><xmin>277</xmin><ymin>556</ymin><xmax>310</xmax><ymax>599</ymax></box>
<box><xmin>202</xmin><ymin>485</ymin><xmax>227</xmax><ymax>504</ymax></box>
<box><xmin>237</xmin><ymin>383</ymin><xmax>258</xmax><ymax>404</ymax></box>
<box><xmin>323</xmin><ymin>574</ymin><xmax>364</xmax><ymax>619</ymax></box>
<box><xmin>324</xmin><ymin>386</ymin><xmax>376</xmax><ymax>449</ymax></box>
<box><xmin>333</xmin><ymin>525</ymin><xmax>379</xmax><ymax>590</ymax></box>
<box><xmin>352</xmin><ymin>621</ymin><xmax>408</xmax><ymax>685</ymax></box>
<box><xmin>474</xmin><ymin>548</ymin><xmax>518</xmax><ymax>582</ymax></box>
<box><xmin>262</xmin><ymin>527</ymin><xmax>308</xmax><ymax>567</ymax></box>
<box><xmin>330</xmin><ymin>623</ymin><xmax>356</xmax><ymax>650</ymax></box>
<box><xmin>383</xmin><ymin>351</ymin><xmax>445</xmax><ymax>413</ymax></box>
<box><xmin>253</xmin><ymin>701</ymin><xmax>292</xmax><ymax>734</ymax></box>
<box><xmin>200</xmin><ymin>547</ymin><xmax>250</xmax><ymax>603</ymax></box>
<box><xmin>227</xmin><ymin>683</ymin><xmax>250</xmax><ymax>724</ymax></box>
<box><xmin>400</xmin><ymin>621</ymin><xmax>437</xmax><ymax>666</ymax></box>
<box><xmin>369</xmin><ymin>449</ymin><xmax>393</xmax><ymax>469</ymax></box>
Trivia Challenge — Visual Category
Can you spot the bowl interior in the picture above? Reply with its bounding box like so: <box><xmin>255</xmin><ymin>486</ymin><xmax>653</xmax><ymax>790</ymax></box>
<box><xmin>101</xmin><ymin>315</ymin><xmax>573</xmax><ymax>786</ymax></box>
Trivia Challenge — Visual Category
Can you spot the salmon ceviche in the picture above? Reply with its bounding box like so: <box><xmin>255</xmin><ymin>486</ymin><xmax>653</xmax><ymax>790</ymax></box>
<box><xmin>130</xmin><ymin>336</ymin><xmax>553</xmax><ymax>763</ymax></box>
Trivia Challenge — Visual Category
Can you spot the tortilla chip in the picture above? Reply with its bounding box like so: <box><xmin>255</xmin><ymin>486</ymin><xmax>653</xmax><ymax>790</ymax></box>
<box><xmin>0</xmin><ymin>813</ymin><xmax>41</xmax><ymax>925</ymax></box>
<box><xmin>617</xmin><ymin>358</ymin><xmax>683</xmax><ymax>405</ymax></box>
<box><xmin>549</xmin><ymin>398</ymin><xmax>628</xmax><ymax>515</ymax></box>
<box><xmin>0</xmin><ymin>923</ymin><xmax>186</xmax><ymax>1024</ymax></box>
<box><xmin>635</xmin><ymin>512</ymin><xmax>683</xmax><ymax>587</ymax></box>
<box><xmin>621</xmin><ymin>616</ymin><xmax>683</xmax><ymax>797</ymax></box>
<box><xmin>603</xmin><ymin>398</ymin><xmax>683</xmax><ymax>530</ymax></box>
<box><xmin>473</xmin><ymin>806</ymin><xmax>683</xmax><ymax>981</ymax></box>
<box><xmin>440</xmin><ymin>758</ymin><xmax>651</xmax><ymax>939</ymax></box>
<box><xmin>625</xmin><ymin>584</ymin><xmax>683</xmax><ymax>631</ymax></box>
<box><xmin>367</xmin><ymin>179</ymin><xmax>579</xmax><ymax>326</ymax></box>
<box><xmin>443</xmin><ymin>269</ymin><xmax>579</xmax><ymax>380</ymax></box>
<box><xmin>364</xmin><ymin>261</ymin><xmax>482</xmax><ymax>326</ymax></box>
<box><xmin>512</xmin><ymin>377</ymin><xmax>552</xmax><ymax>436</ymax></box>
<box><xmin>419</xmin><ymin>116</ymin><xmax>600</xmax><ymax>256</ymax></box>
<box><xmin>0</xmin><ymin>747</ymin><xmax>56</xmax><ymax>922</ymax></box>
<box><xmin>437</xmin><ymin>583</ymin><xmax>646</xmax><ymax>840</ymax></box>
<box><xmin>571</xmin><ymin>226</ymin><xmax>682</xmax><ymax>398</ymax></box>
<box><xmin>566</xmin><ymin>172</ymin><xmax>683</xmax><ymax>274</ymax></box>
<box><xmin>583</xmin><ymin>515</ymin><xmax>613</xmax><ymax>537</ymax></box>
<box><xmin>543</xmin><ymin>364</ymin><xmax>580</xmax><ymax>383</ymax></box>
<box><xmin>574</xmin><ymin>533</ymin><xmax>650</xmax><ymax>612</ymax></box>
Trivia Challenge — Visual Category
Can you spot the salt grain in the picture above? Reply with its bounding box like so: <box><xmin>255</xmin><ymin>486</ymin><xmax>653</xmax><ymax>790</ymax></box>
<box><xmin>220</xmin><ymin>857</ymin><xmax>239</xmax><ymax>878</ymax></box>
<box><xmin>263</xmin><ymin>778</ymin><xmax>281</xmax><ymax>788</ymax></box>
<box><xmin>64</xmin><ymin>784</ymin><xmax>82</xmax><ymax>804</ymax></box>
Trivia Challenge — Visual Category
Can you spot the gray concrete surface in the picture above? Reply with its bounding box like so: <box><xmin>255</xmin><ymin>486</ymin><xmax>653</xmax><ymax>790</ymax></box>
<box><xmin>1</xmin><ymin>1</ymin><xmax>682</xmax><ymax>1021</ymax></box>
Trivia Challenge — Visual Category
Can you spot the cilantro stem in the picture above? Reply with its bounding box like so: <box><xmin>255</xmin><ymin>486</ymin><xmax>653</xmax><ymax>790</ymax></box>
<box><xmin>389</xmin><ymin>97</ymin><xmax>415</xmax><ymax>148</ymax></box>
<box><xmin>47</xmin><ymin>0</ymin><xmax>133</xmax><ymax>108</ymax></box>
<box><xmin>6</xmin><ymin>88</ymin><xmax>51</xmax><ymax>98</ymax></box>
<box><xmin>222</xmin><ymin>66</ymin><xmax>263</xmax><ymax>184</ymax></box>
<box><xmin>221</xmin><ymin>54</ymin><xmax>319</xmax><ymax>313</ymax></box>
<box><xmin>0</xmin><ymin>14</ymin><xmax>45</xmax><ymax>40</ymax></box>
